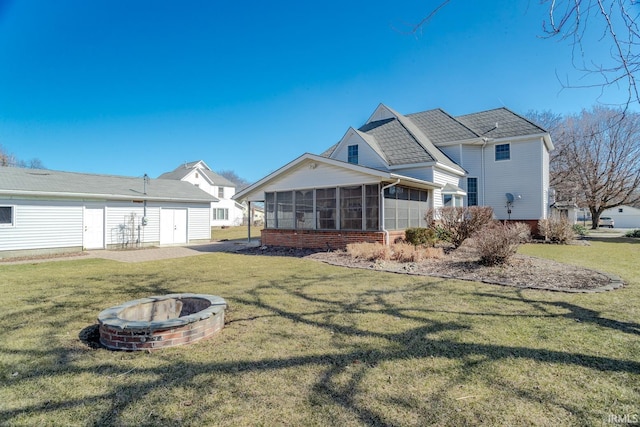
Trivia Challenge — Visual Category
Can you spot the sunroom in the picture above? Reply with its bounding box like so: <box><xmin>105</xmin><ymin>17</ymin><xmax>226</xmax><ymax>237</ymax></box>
<box><xmin>233</xmin><ymin>154</ymin><xmax>441</xmax><ymax>249</ymax></box>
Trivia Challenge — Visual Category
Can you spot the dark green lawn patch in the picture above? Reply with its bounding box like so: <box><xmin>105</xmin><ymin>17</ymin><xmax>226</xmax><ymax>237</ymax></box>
<box><xmin>0</xmin><ymin>241</ymin><xmax>638</xmax><ymax>426</ymax></box>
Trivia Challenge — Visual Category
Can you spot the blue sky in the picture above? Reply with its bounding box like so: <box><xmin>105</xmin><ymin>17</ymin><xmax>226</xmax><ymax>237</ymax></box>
<box><xmin>0</xmin><ymin>0</ymin><xmax>635</xmax><ymax>183</ymax></box>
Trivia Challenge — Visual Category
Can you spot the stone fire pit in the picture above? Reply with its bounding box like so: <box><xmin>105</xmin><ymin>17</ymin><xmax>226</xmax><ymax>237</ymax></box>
<box><xmin>98</xmin><ymin>293</ymin><xmax>227</xmax><ymax>350</ymax></box>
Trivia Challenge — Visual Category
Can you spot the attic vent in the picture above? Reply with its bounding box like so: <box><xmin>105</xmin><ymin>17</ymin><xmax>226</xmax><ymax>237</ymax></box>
<box><xmin>27</xmin><ymin>172</ymin><xmax>51</xmax><ymax>176</ymax></box>
<box><xmin>195</xmin><ymin>172</ymin><xmax>199</xmax><ymax>178</ymax></box>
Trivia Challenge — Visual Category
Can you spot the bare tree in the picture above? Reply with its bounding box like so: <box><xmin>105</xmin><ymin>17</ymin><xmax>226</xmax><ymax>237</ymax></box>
<box><xmin>541</xmin><ymin>0</ymin><xmax>640</xmax><ymax>107</ymax></box>
<box><xmin>0</xmin><ymin>144</ymin><xmax>16</xmax><ymax>167</ymax></box>
<box><xmin>525</xmin><ymin>110</ymin><xmax>576</xmax><ymax>203</ymax></box>
<box><xmin>553</xmin><ymin>106</ymin><xmax>640</xmax><ymax>228</ymax></box>
<box><xmin>0</xmin><ymin>144</ymin><xmax>45</xmax><ymax>169</ymax></box>
<box><xmin>217</xmin><ymin>169</ymin><xmax>251</xmax><ymax>191</ymax></box>
<box><xmin>412</xmin><ymin>1</ymin><xmax>640</xmax><ymax>107</ymax></box>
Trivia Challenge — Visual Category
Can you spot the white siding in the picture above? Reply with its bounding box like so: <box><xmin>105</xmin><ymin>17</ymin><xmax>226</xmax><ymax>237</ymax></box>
<box><xmin>432</xmin><ymin>168</ymin><xmax>463</xmax><ymax>210</ymax></box>
<box><xmin>257</xmin><ymin>162</ymin><xmax>381</xmax><ymax>197</ymax></box>
<box><xmin>332</xmin><ymin>132</ymin><xmax>388</xmax><ymax>170</ymax></box>
<box><xmin>105</xmin><ymin>203</ymin><xmax>160</xmax><ymax>246</ymax></box>
<box><xmin>212</xmin><ymin>198</ymin><xmax>243</xmax><ymax>226</ymax></box>
<box><xmin>179</xmin><ymin>170</ymin><xmax>243</xmax><ymax>227</ymax></box>
<box><xmin>0</xmin><ymin>197</ymin><xmax>212</xmax><ymax>255</ymax></box>
<box><xmin>602</xmin><ymin>205</ymin><xmax>640</xmax><ymax>228</ymax></box>
<box><xmin>438</xmin><ymin>144</ymin><xmax>462</xmax><ymax>164</ymax></box>
<box><xmin>459</xmin><ymin>145</ymin><xmax>484</xmax><ymax>206</ymax></box>
<box><xmin>0</xmin><ymin>199</ymin><xmax>83</xmax><ymax>252</ymax></box>
<box><xmin>483</xmin><ymin>139</ymin><xmax>544</xmax><ymax>220</ymax></box>
<box><xmin>394</xmin><ymin>166</ymin><xmax>434</xmax><ymax>182</ymax></box>
<box><xmin>188</xmin><ymin>206</ymin><xmax>213</xmax><ymax>240</ymax></box>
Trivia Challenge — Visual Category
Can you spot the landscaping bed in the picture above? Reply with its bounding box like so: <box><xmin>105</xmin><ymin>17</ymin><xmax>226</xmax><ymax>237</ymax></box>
<box><xmin>244</xmin><ymin>242</ymin><xmax>622</xmax><ymax>292</ymax></box>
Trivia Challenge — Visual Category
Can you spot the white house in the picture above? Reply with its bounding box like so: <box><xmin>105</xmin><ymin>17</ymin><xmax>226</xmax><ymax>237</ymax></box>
<box><xmin>234</xmin><ymin>104</ymin><xmax>553</xmax><ymax>249</ymax></box>
<box><xmin>601</xmin><ymin>205</ymin><xmax>640</xmax><ymax>228</ymax></box>
<box><xmin>158</xmin><ymin>161</ymin><xmax>245</xmax><ymax>227</ymax></box>
<box><xmin>0</xmin><ymin>167</ymin><xmax>215</xmax><ymax>258</ymax></box>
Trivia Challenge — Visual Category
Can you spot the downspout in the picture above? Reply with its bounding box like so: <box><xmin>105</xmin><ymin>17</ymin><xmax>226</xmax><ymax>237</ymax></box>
<box><xmin>481</xmin><ymin>138</ymin><xmax>488</xmax><ymax>206</ymax></box>
<box><xmin>381</xmin><ymin>179</ymin><xmax>400</xmax><ymax>246</ymax></box>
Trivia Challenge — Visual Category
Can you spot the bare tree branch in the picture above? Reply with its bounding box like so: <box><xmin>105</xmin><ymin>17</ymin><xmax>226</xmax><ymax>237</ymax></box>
<box><xmin>412</xmin><ymin>1</ymin><xmax>640</xmax><ymax>107</ymax></box>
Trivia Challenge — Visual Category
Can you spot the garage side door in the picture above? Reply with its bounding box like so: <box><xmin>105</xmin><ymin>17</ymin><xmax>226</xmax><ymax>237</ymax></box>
<box><xmin>160</xmin><ymin>209</ymin><xmax>187</xmax><ymax>245</ymax></box>
<box><xmin>84</xmin><ymin>208</ymin><xmax>104</xmax><ymax>249</ymax></box>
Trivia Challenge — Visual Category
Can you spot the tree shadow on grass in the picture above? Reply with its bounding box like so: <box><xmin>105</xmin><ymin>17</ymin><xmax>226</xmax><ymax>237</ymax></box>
<box><xmin>2</xmin><ymin>277</ymin><xmax>639</xmax><ymax>426</ymax></box>
<box><xmin>474</xmin><ymin>291</ymin><xmax>640</xmax><ymax>336</ymax></box>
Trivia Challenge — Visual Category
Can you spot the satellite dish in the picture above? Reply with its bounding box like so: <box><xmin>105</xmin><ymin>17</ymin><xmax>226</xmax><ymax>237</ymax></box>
<box><xmin>506</xmin><ymin>193</ymin><xmax>515</xmax><ymax>203</ymax></box>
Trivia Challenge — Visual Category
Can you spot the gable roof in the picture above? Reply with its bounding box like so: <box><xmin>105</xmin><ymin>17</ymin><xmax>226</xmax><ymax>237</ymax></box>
<box><xmin>358</xmin><ymin>118</ymin><xmax>436</xmax><ymax>165</ymax></box>
<box><xmin>0</xmin><ymin>167</ymin><xmax>216</xmax><ymax>203</ymax></box>
<box><xmin>233</xmin><ymin>153</ymin><xmax>441</xmax><ymax>202</ymax></box>
<box><xmin>321</xmin><ymin>105</ymin><xmax>553</xmax><ymax>167</ymax></box>
<box><xmin>158</xmin><ymin>161</ymin><xmax>236</xmax><ymax>188</ymax></box>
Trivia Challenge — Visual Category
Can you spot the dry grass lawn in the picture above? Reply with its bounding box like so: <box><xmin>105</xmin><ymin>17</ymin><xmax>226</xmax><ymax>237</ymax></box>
<box><xmin>0</xmin><ymin>239</ymin><xmax>638</xmax><ymax>426</ymax></box>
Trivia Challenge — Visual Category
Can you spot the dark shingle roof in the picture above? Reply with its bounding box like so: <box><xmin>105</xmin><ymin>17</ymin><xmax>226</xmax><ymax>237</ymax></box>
<box><xmin>359</xmin><ymin>118</ymin><xmax>436</xmax><ymax>165</ymax></box>
<box><xmin>456</xmin><ymin>108</ymin><xmax>546</xmax><ymax>139</ymax></box>
<box><xmin>321</xmin><ymin>105</ymin><xmax>548</xmax><ymax>169</ymax></box>
<box><xmin>407</xmin><ymin>109</ymin><xmax>479</xmax><ymax>143</ymax></box>
<box><xmin>0</xmin><ymin>167</ymin><xmax>215</xmax><ymax>202</ymax></box>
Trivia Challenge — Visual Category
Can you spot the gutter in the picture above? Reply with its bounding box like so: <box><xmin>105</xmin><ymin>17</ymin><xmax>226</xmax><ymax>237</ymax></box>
<box><xmin>380</xmin><ymin>179</ymin><xmax>400</xmax><ymax>246</ymax></box>
<box><xmin>0</xmin><ymin>190</ymin><xmax>215</xmax><ymax>204</ymax></box>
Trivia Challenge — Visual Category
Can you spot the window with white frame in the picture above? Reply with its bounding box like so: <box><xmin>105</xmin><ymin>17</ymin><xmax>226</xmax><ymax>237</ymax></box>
<box><xmin>467</xmin><ymin>178</ymin><xmax>478</xmax><ymax>206</ymax></box>
<box><xmin>218</xmin><ymin>187</ymin><xmax>225</xmax><ymax>199</ymax></box>
<box><xmin>0</xmin><ymin>206</ymin><xmax>14</xmax><ymax>226</ymax></box>
<box><xmin>495</xmin><ymin>143</ymin><xmax>510</xmax><ymax>161</ymax></box>
<box><xmin>212</xmin><ymin>208</ymin><xmax>229</xmax><ymax>220</ymax></box>
<box><xmin>347</xmin><ymin>145</ymin><xmax>358</xmax><ymax>164</ymax></box>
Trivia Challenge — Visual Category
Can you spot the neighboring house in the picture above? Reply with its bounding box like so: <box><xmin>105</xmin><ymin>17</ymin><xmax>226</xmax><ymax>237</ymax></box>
<box><xmin>601</xmin><ymin>205</ymin><xmax>640</xmax><ymax>228</ymax></box>
<box><xmin>0</xmin><ymin>167</ymin><xmax>215</xmax><ymax>258</ymax></box>
<box><xmin>550</xmin><ymin>201</ymin><xmax>579</xmax><ymax>223</ymax></box>
<box><xmin>158</xmin><ymin>161</ymin><xmax>244</xmax><ymax>227</ymax></box>
<box><xmin>234</xmin><ymin>104</ymin><xmax>553</xmax><ymax>249</ymax></box>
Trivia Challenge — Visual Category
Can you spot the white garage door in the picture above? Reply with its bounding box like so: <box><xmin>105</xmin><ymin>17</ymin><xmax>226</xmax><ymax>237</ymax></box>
<box><xmin>160</xmin><ymin>209</ymin><xmax>187</xmax><ymax>245</ymax></box>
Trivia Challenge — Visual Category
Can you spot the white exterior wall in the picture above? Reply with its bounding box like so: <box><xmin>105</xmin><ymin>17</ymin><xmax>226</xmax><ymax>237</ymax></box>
<box><xmin>482</xmin><ymin>138</ymin><xmax>545</xmax><ymax>220</ymax></box>
<box><xmin>394</xmin><ymin>166</ymin><xmax>434</xmax><ymax>182</ymax></box>
<box><xmin>177</xmin><ymin>169</ymin><xmax>242</xmax><ymax>227</ymax></box>
<box><xmin>332</xmin><ymin>133</ymin><xmax>388</xmax><ymax>170</ymax></box>
<box><xmin>542</xmin><ymin>142</ymin><xmax>550</xmax><ymax>219</ymax></box>
<box><xmin>459</xmin><ymin>145</ymin><xmax>484</xmax><ymax>206</ymax></box>
<box><xmin>438</xmin><ymin>144</ymin><xmax>463</xmax><ymax>165</ymax></box>
<box><xmin>212</xmin><ymin>198</ymin><xmax>243</xmax><ymax>226</ymax></box>
<box><xmin>432</xmin><ymin>168</ymin><xmax>463</xmax><ymax>210</ymax></box>
<box><xmin>244</xmin><ymin>161</ymin><xmax>382</xmax><ymax>202</ymax></box>
<box><xmin>105</xmin><ymin>203</ymin><xmax>160</xmax><ymax>247</ymax></box>
<box><xmin>188</xmin><ymin>205</ymin><xmax>213</xmax><ymax>240</ymax></box>
<box><xmin>0</xmin><ymin>197</ymin><xmax>212</xmax><ymax>256</ymax></box>
<box><xmin>0</xmin><ymin>198</ymin><xmax>83</xmax><ymax>253</ymax></box>
<box><xmin>602</xmin><ymin>205</ymin><xmax>640</xmax><ymax>228</ymax></box>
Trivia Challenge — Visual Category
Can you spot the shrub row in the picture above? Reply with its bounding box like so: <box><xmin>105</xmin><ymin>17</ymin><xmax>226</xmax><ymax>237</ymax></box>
<box><xmin>346</xmin><ymin>242</ymin><xmax>443</xmax><ymax>262</ymax></box>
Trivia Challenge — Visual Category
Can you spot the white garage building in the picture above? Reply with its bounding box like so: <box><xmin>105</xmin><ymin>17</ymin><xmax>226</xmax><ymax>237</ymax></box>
<box><xmin>0</xmin><ymin>167</ymin><xmax>215</xmax><ymax>258</ymax></box>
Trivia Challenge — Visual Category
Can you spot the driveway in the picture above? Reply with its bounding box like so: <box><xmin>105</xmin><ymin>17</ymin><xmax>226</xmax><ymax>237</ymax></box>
<box><xmin>1</xmin><ymin>239</ymin><xmax>261</xmax><ymax>265</ymax></box>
